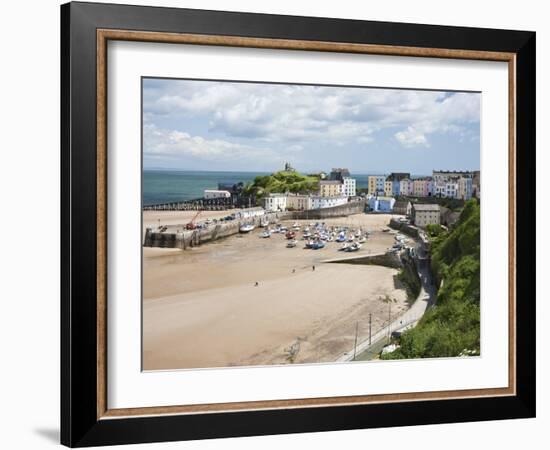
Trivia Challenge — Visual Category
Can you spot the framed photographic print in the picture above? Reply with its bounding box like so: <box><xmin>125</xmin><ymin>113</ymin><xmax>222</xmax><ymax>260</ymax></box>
<box><xmin>61</xmin><ymin>1</ymin><xmax>536</xmax><ymax>447</ymax></box>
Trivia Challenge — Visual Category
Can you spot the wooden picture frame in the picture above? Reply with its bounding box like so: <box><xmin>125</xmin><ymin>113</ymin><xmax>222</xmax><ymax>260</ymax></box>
<box><xmin>61</xmin><ymin>1</ymin><xmax>535</xmax><ymax>447</ymax></box>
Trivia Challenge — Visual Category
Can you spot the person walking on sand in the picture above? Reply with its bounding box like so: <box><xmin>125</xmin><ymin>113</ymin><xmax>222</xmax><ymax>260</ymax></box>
<box><xmin>312</xmin><ymin>265</ymin><xmax>315</xmax><ymax>271</ymax></box>
<box><xmin>254</xmin><ymin>281</ymin><xmax>259</xmax><ymax>287</ymax></box>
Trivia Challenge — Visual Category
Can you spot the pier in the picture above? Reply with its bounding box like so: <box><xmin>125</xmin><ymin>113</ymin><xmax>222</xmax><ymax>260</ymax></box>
<box><xmin>143</xmin><ymin>196</ymin><xmax>257</xmax><ymax>211</ymax></box>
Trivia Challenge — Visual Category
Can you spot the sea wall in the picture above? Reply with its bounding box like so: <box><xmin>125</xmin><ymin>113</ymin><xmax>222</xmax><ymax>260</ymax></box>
<box><xmin>398</xmin><ymin>251</ymin><xmax>422</xmax><ymax>302</ymax></box>
<box><xmin>287</xmin><ymin>200</ymin><xmax>366</xmax><ymax>220</ymax></box>
<box><xmin>327</xmin><ymin>251</ymin><xmax>403</xmax><ymax>269</ymax></box>
<box><xmin>327</xmin><ymin>250</ymin><xmax>421</xmax><ymax>301</ymax></box>
<box><xmin>143</xmin><ymin>212</ymin><xmax>289</xmax><ymax>249</ymax></box>
<box><xmin>389</xmin><ymin>218</ymin><xmax>420</xmax><ymax>238</ymax></box>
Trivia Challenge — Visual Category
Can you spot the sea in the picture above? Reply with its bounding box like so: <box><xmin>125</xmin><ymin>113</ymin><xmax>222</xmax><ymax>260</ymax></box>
<box><xmin>143</xmin><ymin>169</ymin><xmax>375</xmax><ymax>205</ymax></box>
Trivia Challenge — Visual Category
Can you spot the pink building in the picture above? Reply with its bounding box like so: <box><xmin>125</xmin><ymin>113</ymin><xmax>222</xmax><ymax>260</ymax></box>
<box><xmin>413</xmin><ymin>177</ymin><xmax>433</xmax><ymax>197</ymax></box>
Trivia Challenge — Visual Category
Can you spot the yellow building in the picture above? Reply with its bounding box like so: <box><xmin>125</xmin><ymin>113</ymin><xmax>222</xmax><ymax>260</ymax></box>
<box><xmin>286</xmin><ymin>194</ymin><xmax>312</xmax><ymax>210</ymax></box>
<box><xmin>384</xmin><ymin>180</ymin><xmax>393</xmax><ymax>196</ymax></box>
<box><xmin>319</xmin><ymin>180</ymin><xmax>342</xmax><ymax>197</ymax></box>
<box><xmin>368</xmin><ymin>175</ymin><xmax>386</xmax><ymax>195</ymax></box>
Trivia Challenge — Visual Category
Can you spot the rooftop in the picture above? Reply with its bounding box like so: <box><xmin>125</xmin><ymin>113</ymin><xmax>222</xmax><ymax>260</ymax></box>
<box><xmin>413</xmin><ymin>204</ymin><xmax>441</xmax><ymax>212</ymax></box>
<box><xmin>386</xmin><ymin>172</ymin><xmax>411</xmax><ymax>181</ymax></box>
<box><xmin>394</xmin><ymin>200</ymin><xmax>411</xmax><ymax>208</ymax></box>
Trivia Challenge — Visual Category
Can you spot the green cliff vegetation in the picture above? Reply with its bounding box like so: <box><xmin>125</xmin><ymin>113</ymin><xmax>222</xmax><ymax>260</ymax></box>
<box><xmin>242</xmin><ymin>170</ymin><xmax>320</xmax><ymax>198</ymax></box>
<box><xmin>382</xmin><ymin>199</ymin><xmax>480</xmax><ymax>359</ymax></box>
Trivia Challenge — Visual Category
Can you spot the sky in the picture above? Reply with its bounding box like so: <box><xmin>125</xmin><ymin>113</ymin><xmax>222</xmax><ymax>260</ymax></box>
<box><xmin>143</xmin><ymin>78</ymin><xmax>480</xmax><ymax>175</ymax></box>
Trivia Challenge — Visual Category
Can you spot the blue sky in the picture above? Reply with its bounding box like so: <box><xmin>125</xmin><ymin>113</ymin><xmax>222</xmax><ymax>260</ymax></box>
<box><xmin>143</xmin><ymin>78</ymin><xmax>480</xmax><ymax>175</ymax></box>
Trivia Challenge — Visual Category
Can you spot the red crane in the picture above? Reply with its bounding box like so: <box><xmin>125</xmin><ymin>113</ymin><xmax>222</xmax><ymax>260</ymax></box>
<box><xmin>186</xmin><ymin>210</ymin><xmax>202</xmax><ymax>230</ymax></box>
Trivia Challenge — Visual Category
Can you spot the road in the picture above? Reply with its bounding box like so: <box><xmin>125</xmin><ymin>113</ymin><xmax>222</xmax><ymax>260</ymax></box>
<box><xmin>336</xmin><ymin>242</ymin><xmax>437</xmax><ymax>362</ymax></box>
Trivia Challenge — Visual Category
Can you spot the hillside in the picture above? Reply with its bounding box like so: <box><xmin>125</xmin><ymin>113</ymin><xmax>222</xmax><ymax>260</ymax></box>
<box><xmin>242</xmin><ymin>170</ymin><xmax>320</xmax><ymax>198</ymax></box>
<box><xmin>382</xmin><ymin>199</ymin><xmax>481</xmax><ymax>359</ymax></box>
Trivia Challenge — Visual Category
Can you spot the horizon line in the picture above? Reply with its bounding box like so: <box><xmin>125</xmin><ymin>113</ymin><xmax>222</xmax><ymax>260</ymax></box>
<box><xmin>143</xmin><ymin>167</ymin><xmax>480</xmax><ymax>175</ymax></box>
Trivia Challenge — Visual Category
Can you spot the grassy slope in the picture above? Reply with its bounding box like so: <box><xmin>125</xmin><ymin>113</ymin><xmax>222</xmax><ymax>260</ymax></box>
<box><xmin>382</xmin><ymin>199</ymin><xmax>481</xmax><ymax>359</ymax></box>
<box><xmin>243</xmin><ymin>171</ymin><xmax>320</xmax><ymax>198</ymax></box>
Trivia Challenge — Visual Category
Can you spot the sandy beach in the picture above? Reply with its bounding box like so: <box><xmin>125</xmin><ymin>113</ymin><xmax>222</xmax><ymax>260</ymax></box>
<box><xmin>143</xmin><ymin>212</ymin><xmax>409</xmax><ymax>370</ymax></box>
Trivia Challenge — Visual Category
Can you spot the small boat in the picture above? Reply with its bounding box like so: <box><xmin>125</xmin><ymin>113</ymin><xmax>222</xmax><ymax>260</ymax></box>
<box><xmin>339</xmin><ymin>243</ymin><xmax>349</xmax><ymax>251</ymax></box>
<box><xmin>279</xmin><ymin>226</ymin><xmax>288</xmax><ymax>232</ymax></box>
<box><xmin>311</xmin><ymin>241</ymin><xmax>325</xmax><ymax>250</ymax></box>
<box><xmin>292</xmin><ymin>222</ymin><xmax>299</xmax><ymax>228</ymax></box>
<box><xmin>347</xmin><ymin>235</ymin><xmax>354</xmax><ymax>242</ymax></box>
<box><xmin>382</xmin><ymin>228</ymin><xmax>390</xmax><ymax>232</ymax></box>
<box><xmin>285</xmin><ymin>231</ymin><xmax>296</xmax><ymax>240</ymax></box>
<box><xmin>346</xmin><ymin>243</ymin><xmax>362</xmax><ymax>252</ymax></box>
<box><xmin>304</xmin><ymin>227</ymin><xmax>310</xmax><ymax>233</ymax></box>
<box><xmin>260</xmin><ymin>230</ymin><xmax>271</xmax><ymax>238</ymax></box>
<box><xmin>305</xmin><ymin>240</ymin><xmax>315</xmax><ymax>249</ymax></box>
<box><xmin>259</xmin><ymin>218</ymin><xmax>269</xmax><ymax>227</ymax></box>
<box><xmin>239</xmin><ymin>223</ymin><xmax>255</xmax><ymax>233</ymax></box>
<box><xmin>286</xmin><ymin>240</ymin><xmax>298</xmax><ymax>248</ymax></box>
<box><xmin>358</xmin><ymin>237</ymin><xmax>367</xmax><ymax>243</ymax></box>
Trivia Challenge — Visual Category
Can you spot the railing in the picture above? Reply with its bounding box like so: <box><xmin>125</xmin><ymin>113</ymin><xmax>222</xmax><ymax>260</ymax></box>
<box><xmin>338</xmin><ymin>312</ymin><xmax>426</xmax><ymax>362</ymax></box>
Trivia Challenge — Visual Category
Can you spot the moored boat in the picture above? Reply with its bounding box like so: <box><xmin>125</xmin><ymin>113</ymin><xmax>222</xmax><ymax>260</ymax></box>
<box><xmin>239</xmin><ymin>223</ymin><xmax>255</xmax><ymax>233</ymax></box>
<box><xmin>346</xmin><ymin>242</ymin><xmax>362</xmax><ymax>252</ymax></box>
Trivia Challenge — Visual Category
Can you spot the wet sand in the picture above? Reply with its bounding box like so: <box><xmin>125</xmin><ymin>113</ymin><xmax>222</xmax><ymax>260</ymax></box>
<box><xmin>143</xmin><ymin>213</ymin><xmax>408</xmax><ymax>370</ymax></box>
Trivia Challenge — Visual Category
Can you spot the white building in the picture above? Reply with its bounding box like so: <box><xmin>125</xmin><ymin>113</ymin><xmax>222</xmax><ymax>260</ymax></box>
<box><xmin>432</xmin><ymin>170</ymin><xmax>476</xmax><ymax>199</ymax></box>
<box><xmin>236</xmin><ymin>207</ymin><xmax>266</xmax><ymax>219</ymax></box>
<box><xmin>262</xmin><ymin>193</ymin><xmax>287</xmax><ymax>212</ymax></box>
<box><xmin>203</xmin><ymin>189</ymin><xmax>231</xmax><ymax>199</ymax></box>
<box><xmin>444</xmin><ymin>181</ymin><xmax>459</xmax><ymax>198</ymax></box>
<box><xmin>342</xmin><ymin>177</ymin><xmax>357</xmax><ymax>197</ymax></box>
<box><xmin>310</xmin><ymin>196</ymin><xmax>348</xmax><ymax>209</ymax></box>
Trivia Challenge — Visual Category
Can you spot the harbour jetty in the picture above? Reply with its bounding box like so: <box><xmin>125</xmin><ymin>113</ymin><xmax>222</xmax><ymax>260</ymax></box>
<box><xmin>143</xmin><ymin>210</ymin><xmax>286</xmax><ymax>249</ymax></box>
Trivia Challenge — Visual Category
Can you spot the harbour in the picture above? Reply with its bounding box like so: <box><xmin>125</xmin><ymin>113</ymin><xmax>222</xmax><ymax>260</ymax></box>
<box><xmin>142</xmin><ymin>211</ymin><xmax>420</xmax><ymax>370</ymax></box>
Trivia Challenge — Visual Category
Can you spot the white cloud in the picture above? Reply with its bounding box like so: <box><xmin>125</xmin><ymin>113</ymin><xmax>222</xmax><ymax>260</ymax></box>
<box><xmin>395</xmin><ymin>126</ymin><xmax>430</xmax><ymax>147</ymax></box>
<box><xmin>143</xmin><ymin>79</ymin><xmax>480</xmax><ymax>151</ymax></box>
<box><xmin>143</xmin><ymin>123</ymin><xmax>278</xmax><ymax>163</ymax></box>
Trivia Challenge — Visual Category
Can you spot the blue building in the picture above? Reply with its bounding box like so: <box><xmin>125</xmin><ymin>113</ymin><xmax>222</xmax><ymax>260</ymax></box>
<box><xmin>385</xmin><ymin>172</ymin><xmax>411</xmax><ymax>196</ymax></box>
<box><xmin>368</xmin><ymin>196</ymin><xmax>396</xmax><ymax>212</ymax></box>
